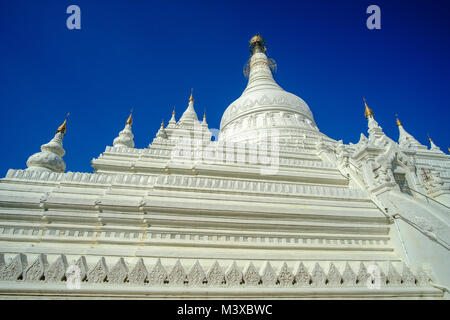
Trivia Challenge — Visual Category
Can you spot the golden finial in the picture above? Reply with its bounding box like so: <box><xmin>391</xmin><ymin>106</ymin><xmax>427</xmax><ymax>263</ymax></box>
<box><xmin>126</xmin><ymin>109</ymin><xmax>133</xmax><ymax>125</ymax></box>
<box><xmin>427</xmin><ymin>134</ymin><xmax>433</xmax><ymax>144</ymax></box>
<box><xmin>363</xmin><ymin>98</ymin><xmax>374</xmax><ymax>119</ymax></box>
<box><xmin>395</xmin><ymin>114</ymin><xmax>402</xmax><ymax>127</ymax></box>
<box><xmin>249</xmin><ymin>34</ymin><xmax>267</xmax><ymax>54</ymax></box>
<box><xmin>172</xmin><ymin>107</ymin><xmax>175</xmax><ymax>116</ymax></box>
<box><xmin>250</xmin><ymin>34</ymin><xmax>264</xmax><ymax>44</ymax></box>
<box><xmin>161</xmin><ymin>120</ymin><xmax>164</xmax><ymax>127</ymax></box>
<box><xmin>189</xmin><ymin>88</ymin><xmax>194</xmax><ymax>102</ymax></box>
<box><xmin>56</xmin><ymin>113</ymin><xmax>70</xmax><ymax>135</ymax></box>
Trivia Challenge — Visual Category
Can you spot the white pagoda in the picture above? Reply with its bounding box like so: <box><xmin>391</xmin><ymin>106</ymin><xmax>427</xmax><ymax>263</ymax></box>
<box><xmin>0</xmin><ymin>34</ymin><xmax>449</xmax><ymax>299</ymax></box>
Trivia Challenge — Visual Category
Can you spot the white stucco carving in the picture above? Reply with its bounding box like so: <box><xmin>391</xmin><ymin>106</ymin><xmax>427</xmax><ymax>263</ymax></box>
<box><xmin>113</xmin><ymin>124</ymin><xmax>135</xmax><ymax>149</ymax></box>
<box><xmin>26</xmin><ymin>131</ymin><xmax>66</xmax><ymax>173</ymax></box>
<box><xmin>0</xmin><ymin>34</ymin><xmax>448</xmax><ymax>299</ymax></box>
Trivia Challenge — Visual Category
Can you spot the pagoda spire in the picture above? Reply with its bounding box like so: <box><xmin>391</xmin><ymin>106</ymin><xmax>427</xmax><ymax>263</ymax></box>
<box><xmin>178</xmin><ymin>89</ymin><xmax>200</xmax><ymax>124</ymax></box>
<box><xmin>362</xmin><ymin>98</ymin><xmax>383</xmax><ymax>137</ymax></box>
<box><xmin>56</xmin><ymin>113</ymin><xmax>70</xmax><ymax>135</ymax></box>
<box><xmin>156</xmin><ymin>120</ymin><xmax>168</xmax><ymax>139</ymax></box>
<box><xmin>363</xmin><ymin>98</ymin><xmax>374</xmax><ymax>119</ymax></box>
<box><xmin>243</xmin><ymin>34</ymin><xmax>281</xmax><ymax>95</ymax></box>
<box><xmin>113</xmin><ymin>110</ymin><xmax>135</xmax><ymax>148</ymax></box>
<box><xmin>26</xmin><ymin>114</ymin><xmax>69</xmax><ymax>173</ymax></box>
<box><xmin>428</xmin><ymin>135</ymin><xmax>442</xmax><ymax>152</ymax></box>
<box><xmin>201</xmin><ymin>110</ymin><xmax>208</xmax><ymax>127</ymax></box>
<box><xmin>395</xmin><ymin>114</ymin><xmax>423</xmax><ymax>149</ymax></box>
<box><xmin>168</xmin><ymin>107</ymin><xmax>176</xmax><ymax>127</ymax></box>
<box><xmin>395</xmin><ymin>114</ymin><xmax>402</xmax><ymax>127</ymax></box>
<box><xmin>126</xmin><ymin>109</ymin><xmax>133</xmax><ymax>125</ymax></box>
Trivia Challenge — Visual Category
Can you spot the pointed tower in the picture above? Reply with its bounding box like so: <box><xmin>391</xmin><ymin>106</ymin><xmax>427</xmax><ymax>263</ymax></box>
<box><xmin>363</xmin><ymin>98</ymin><xmax>384</xmax><ymax>137</ymax></box>
<box><xmin>201</xmin><ymin>112</ymin><xmax>208</xmax><ymax>128</ymax></box>
<box><xmin>428</xmin><ymin>136</ymin><xmax>442</xmax><ymax>152</ymax></box>
<box><xmin>395</xmin><ymin>115</ymin><xmax>425</xmax><ymax>149</ymax></box>
<box><xmin>26</xmin><ymin>114</ymin><xmax>69</xmax><ymax>173</ymax></box>
<box><xmin>219</xmin><ymin>34</ymin><xmax>320</xmax><ymax>143</ymax></box>
<box><xmin>155</xmin><ymin>121</ymin><xmax>168</xmax><ymax>139</ymax></box>
<box><xmin>178</xmin><ymin>89</ymin><xmax>200</xmax><ymax>126</ymax></box>
<box><xmin>364</xmin><ymin>98</ymin><xmax>374</xmax><ymax>120</ymax></box>
<box><xmin>168</xmin><ymin>107</ymin><xmax>177</xmax><ymax>128</ymax></box>
<box><xmin>113</xmin><ymin>110</ymin><xmax>135</xmax><ymax>148</ymax></box>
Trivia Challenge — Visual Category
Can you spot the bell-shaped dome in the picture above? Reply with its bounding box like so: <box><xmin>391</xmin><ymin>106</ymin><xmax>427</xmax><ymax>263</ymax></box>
<box><xmin>113</xmin><ymin>111</ymin><xmax>135</xmax><ymax>148</ymax></box>
<box><xmin>26</xmin><ymin>120</ymin><xmax>68</xmax><ymax>173</ymax></box>
<box><xmin>219</xmin><ymin>34</ymin><xmax>319</xmax><ymax>143</ymax></box>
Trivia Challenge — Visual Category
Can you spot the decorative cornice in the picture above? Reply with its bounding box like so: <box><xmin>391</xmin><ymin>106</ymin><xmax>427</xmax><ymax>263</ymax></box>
<box><xmin>3</xmin><ymin>169</ymin><xmax>367</xmax><ymax>200</ymax></box>
<box><xmin>0</xmin><ymin>253</ymin><xmax>437</xmax><ymax>294</ymax></box>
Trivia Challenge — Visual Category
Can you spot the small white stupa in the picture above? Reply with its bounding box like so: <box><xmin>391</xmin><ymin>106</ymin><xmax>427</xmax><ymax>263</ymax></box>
<box><xmin>428</xmin><ymin>136</ymin><xmax>443</xmax><ymax>152</ymax></box>
<box><xmin>113</xmin><ymin>111</ymin><xmax>135</xmax><ymax>148</ymax></box>
<box><xmin>25</xmin><ymin>114</ymin><xmax>69</xmax><ymax>173</ymax></box>
<box><xmin>396</xmin><ymin>115</ymin><xmax>426</xmax><ymax>150</ymax></box>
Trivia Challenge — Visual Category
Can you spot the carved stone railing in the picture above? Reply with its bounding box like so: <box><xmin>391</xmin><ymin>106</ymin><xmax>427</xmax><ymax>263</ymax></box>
<box><xmin>4</xmin><ymin>169</ymin><xmax>156</xmax><ymax>187</ymax></box>
<box><xmin>0</xmin><ymin>253</ymin><xmax>433</xmax><ymax>289</ymax></box>
<box><xmin>154</xmin><ymin>175</ymin><xmax>368</xmax><ymax>200</ymax></box>
<box><xmin>4</xmin><ymin>170</ymin><xmax>368</xmax><ymax>200</ymax></box>
<box><xmin>102</xmin><ymin>145</ymin><xmax>335</xmax><ymax>170</ymax></box>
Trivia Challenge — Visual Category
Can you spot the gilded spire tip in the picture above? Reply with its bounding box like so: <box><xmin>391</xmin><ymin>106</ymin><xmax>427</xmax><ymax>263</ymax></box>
<box><xmin>56</xmin><ymin>113</ymin><xmax>70</xmax><ymax>135</ymax></box>
<box><xmin>395</xmin><ymin>114</ymin><xmax>402</xmax><ymax>127</ymax></box>
<box><xmin>363</xmin><ymin>98</ymin><xmax>374</xmax><ymax>119</ymax></box>
<box><xmin>189</xmin><ymin>88</ymin><xmax>194</xmax><ymax>102</ymax></box>
<box><xmin>249</xmin><ymin>34</ymin><xmax>266</xmax><ymax>54</ymax></box>
<box><xmin>126</xmin><ymin>109</ymin><xmax>133</xmax><ymax>125</ymax></box>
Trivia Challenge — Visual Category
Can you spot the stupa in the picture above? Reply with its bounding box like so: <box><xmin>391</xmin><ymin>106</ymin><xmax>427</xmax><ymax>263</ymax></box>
<box><xmin>0</xmin><ymin>35</ymin><xmax>448</xmax><ymax>299</ymax></box>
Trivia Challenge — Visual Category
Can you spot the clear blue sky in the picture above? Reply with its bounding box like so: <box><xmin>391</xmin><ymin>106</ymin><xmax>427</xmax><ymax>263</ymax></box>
<box><xmin>1</xmin><ymin>0</ymin><xmax>449</xmax><ymax>176</ymax></box>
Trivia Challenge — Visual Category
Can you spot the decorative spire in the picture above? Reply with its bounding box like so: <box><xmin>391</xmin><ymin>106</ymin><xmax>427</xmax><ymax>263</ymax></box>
<box><xmin>56</xmin><ymin>113</ymin><xmax>70</xmax><ymax>135</ymax></box>
<box><xmin>428</xmin><ymin>135</ymin><xmax>442</xmax><ymax>151</ymax></box>
<box><xmin>126</xmin><ymin>109</ymin><xmax>133</xmax><ymax>126</ymax></box>
<box><xmin>243</xmin><ymin>34</ymin><xmax>281</xmax><ymax>95</ymax></box>
<box><xmin>26</xmin><ymin>115</ymin><xmax>68</xmax><ymax>172</ymax></box>
<box><xmin>395</xmin><ymin>114</ymin><xmax>402</xmax><ymax>127</ymax></box>
<box><xmin>362</xmin><ymin>98</ymin><xmax>384</xmax><ymax>136</ymax></box>
<box><xmin>156</xmin><ymin>120</ymin><xmax>168</xmax><ymax>139</ymax></box>
<box><xmin>201</xmin><ymin>110</ymin><xmax>207</xmax><ymax>126</ymax></box>
<box><xmin>113</xmin><ymin>111</ymin><xmax>135</xmax><ymax>148</ymax></box>
<box><xmin>363</xmin><ymin>98</ymin><xmax>374</xmax><ymax>119</ymax></box>
<box><xmin>178</xmin><ymin>90</ymin><xmax>200</xmax><ymax>124</ymax></box>
<box><xmin>397</xmin><ymin>119</ymin><xmax>424</xmax><ymax>149</ymax></box>
<box><xmin>189</xmin><ymin>88</ymin><xmax>194</xmax><ymax>102</ymax></box>
<box><xmin>168</xmin><ymin>107</ymin><xmax>176</xmax><ymax>126</ymax></box>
